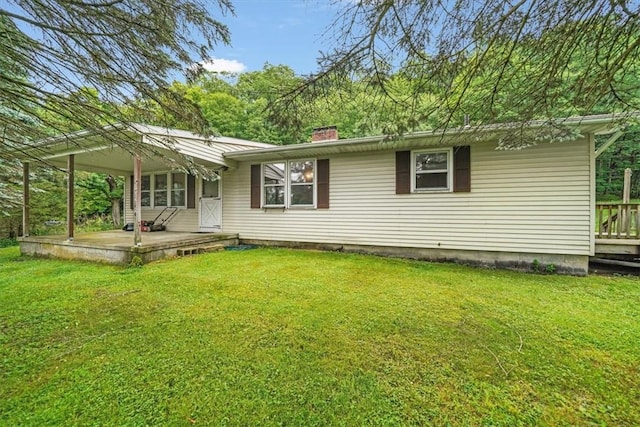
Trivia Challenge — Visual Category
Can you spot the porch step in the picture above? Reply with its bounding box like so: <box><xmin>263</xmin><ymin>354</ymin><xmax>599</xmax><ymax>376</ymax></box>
<box><xmin>177</xmin><ymin>244</ymin><xmax>225</xmax><ymax>257</ymax></box>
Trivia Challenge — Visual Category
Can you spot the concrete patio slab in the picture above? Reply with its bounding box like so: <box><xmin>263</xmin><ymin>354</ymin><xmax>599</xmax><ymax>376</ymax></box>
<box><xmin>18</xmin><ymin>230</ymin><xmax>239</xmax><ymax>265</ymax></box>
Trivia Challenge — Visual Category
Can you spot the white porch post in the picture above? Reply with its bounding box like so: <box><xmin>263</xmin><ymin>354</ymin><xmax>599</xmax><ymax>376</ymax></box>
<box><xmin>22</xmin><ymin>162</ymin><xmax>30</xmax><ymax>237</ymax></box>
<box><xmin>66</xmin><ymin>154</ymin><xmax>75</xmax><ymax>241</ymax></box>
<box><xmin>133</xmin><ymin>155</ymin><xmax>142</xmax><ymax>246</ymax></box>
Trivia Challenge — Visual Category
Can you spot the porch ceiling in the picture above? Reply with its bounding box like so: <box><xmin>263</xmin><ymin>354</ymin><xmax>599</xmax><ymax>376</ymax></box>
<box><xmin>42</xmin><ymin>144</ymin><xmax>222</xmax><ymax>175</ymax></box>
<box><xmin>22</xmin><ymin>123</ymin><xmax>246</xmax><ymax>174</ymax></box>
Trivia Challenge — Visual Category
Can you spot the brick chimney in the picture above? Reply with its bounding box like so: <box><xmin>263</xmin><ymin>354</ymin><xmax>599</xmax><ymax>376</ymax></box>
<box><xmin>311</xmin><ymin>126</ymin><xmax>338</xmax><ymax>142</ymax></box>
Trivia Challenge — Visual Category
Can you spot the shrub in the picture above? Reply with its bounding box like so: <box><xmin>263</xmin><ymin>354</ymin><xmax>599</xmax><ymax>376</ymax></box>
<box><xmin>0</xmin><ymin>238</ymin><xmax>17</xmax><ymax>248</ymax></box>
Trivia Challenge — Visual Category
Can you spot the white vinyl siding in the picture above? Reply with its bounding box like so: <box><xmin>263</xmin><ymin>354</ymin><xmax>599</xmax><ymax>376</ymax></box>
<box><xmin>123</xmin><ymin>207</ymin><xmax>199</xmax><ymax>232</ymax></box>
<box><xmin>222</xmin><ymin>138</ymin><xmax>592</xmax><ymax>256</ymax></box>
<box><xmin>140</xmin><ymin>133</ymin><xmax>273</xmax><ymax>170</ymax></box>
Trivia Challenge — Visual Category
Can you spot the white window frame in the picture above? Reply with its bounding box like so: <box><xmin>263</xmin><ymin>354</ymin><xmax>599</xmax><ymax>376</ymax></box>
<box><xmin>153</xmin><ymin>174</ymin><xmax>168</xmax><ymax>207</ymax></box>
<box><xmin>288</xmin><ymin>159</ymin><xmax>316</xmax><ymax>208</ymax></box>
<box><xmin>201</xmin><ymin>173</ymin><xmax>221</xmax><ymax>199</ymax></box>
<box><xmin>411</xmin><ymin>148</ymin><xmax>453</xmax><ymax>192</ymax></box>
<box><xmin>262</xmin><ymin>162</ymin><xmax>287</xmax><ymax>208</ymax></box>
<box><xmin>170</xmin><ymin>172</ymin><xmax>187</xmax><ymax>208</ymax></box>
<box><xmin>261</xmin><ymin>159</ymin><xmax>316</xmax><ymax>208</ymax></box>
<box><xmin>139</xmin><ymin>172</ymin><xmax>188</xmax><ymax>208</ymax></box>
<box><xmin>140</xmin><ymin>175</ymin><xmax>151</xmax><ymax>207</ymax></box>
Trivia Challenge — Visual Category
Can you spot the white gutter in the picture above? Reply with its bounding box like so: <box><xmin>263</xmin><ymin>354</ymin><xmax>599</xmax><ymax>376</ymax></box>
<box><xmin>225</xmin><ymin>113</ymin><xmax>632</xmax><ymax>160</ymax></box>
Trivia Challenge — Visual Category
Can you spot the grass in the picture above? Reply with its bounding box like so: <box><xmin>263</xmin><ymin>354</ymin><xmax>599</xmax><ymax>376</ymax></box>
<box><xmin>1</xmin><ymin>247</ymin><xmax>639</xmax><ymax>426</ymax></box>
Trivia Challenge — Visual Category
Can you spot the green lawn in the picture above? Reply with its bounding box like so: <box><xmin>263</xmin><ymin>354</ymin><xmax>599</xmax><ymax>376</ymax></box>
<box><xmin>1</xmin><ymin>247</ymin><xmax>639</xmax><ymax>426</ymax></box>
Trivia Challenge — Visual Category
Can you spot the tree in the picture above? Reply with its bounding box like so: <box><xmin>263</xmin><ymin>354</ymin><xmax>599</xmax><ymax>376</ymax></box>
<box><xmin>131</xmin><ymin>64</ymin><xmax>312</xmax><ymax>144</ymax></box>
<box><xmin>0</xmin><ymin>158</ymin><xmax>23</xmax><ymax>215</ymax></box>
<box><xmin>76</xmin><ymin>173</ymin><xmax>124</xmax><ymax>227</ymax></box>
<box><xmin>1</xmin><ymin>0</ymin><xmax>233</xmax><ymax>172</ymax></box>
<box><xmin>0</xmin><ymin>14</ymin><xmax>39</xmax><ymax>214</ymax></box>
<box><xmin>596</xmin><ymin>126</ymin><xmax>640</xmax><ymax>200</ymax></box>
<box><xmin>276</xmin><ymin>1</ymin><xmax>640</xmax><ymax>147</ymax></box>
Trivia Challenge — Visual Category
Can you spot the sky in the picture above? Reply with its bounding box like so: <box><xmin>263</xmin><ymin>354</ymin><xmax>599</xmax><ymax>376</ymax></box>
<box><xmin>201</xmin><ymin>0</ymin><xmax>344</xmax><ymax>76</ymax></box>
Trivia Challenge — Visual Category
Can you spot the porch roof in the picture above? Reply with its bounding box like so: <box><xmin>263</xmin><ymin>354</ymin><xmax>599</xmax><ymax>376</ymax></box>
<box><xmin>224</xmin><ymin>113</ymin><xmax>631</xmax><ymax>162</ymax></box>
<box><xmin>21</xmin><ymin>123</ymin><xmax>275</xmax><ymax>174</ymax></box>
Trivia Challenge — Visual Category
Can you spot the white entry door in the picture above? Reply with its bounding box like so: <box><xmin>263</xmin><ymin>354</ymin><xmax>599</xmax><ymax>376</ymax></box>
<box><xmin>199</xmin><ymin>176</ymin><xmax>221</xmax><ymax>230</ymax></box>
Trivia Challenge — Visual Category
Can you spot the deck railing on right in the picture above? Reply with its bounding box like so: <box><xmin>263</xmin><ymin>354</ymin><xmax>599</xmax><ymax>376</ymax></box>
<box><xmin>597</xmin><ymin>203</ymin><xmax>640</xmax><ymax>239</ymax></box>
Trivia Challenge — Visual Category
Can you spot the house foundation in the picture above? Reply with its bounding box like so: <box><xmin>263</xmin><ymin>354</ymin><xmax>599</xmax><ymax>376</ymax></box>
<box><xmin>239</xmin><ymin>239</ymin><xmax>589</xmax><ymax>276</ymax></box>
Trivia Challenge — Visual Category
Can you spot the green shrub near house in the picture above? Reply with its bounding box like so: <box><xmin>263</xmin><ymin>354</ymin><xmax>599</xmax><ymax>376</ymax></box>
<box><xmin>0</xmin><ymin>238</ymin><xmax>17</xmax><ymax>248</ymax></box>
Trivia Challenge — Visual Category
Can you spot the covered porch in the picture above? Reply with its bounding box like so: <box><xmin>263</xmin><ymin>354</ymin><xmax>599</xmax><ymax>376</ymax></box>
<box><xmin>17</xmin><ymin>123</ymin><xmax>271</xmax><ymax>264</ymax></box>
<box><xmin>18</xmin><ymin>230</ymin><xmax>239</xmax><ymax>265</ymax></box>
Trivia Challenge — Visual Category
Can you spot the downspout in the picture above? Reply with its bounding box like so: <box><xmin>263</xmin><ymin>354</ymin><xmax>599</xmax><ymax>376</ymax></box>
<box><xmin>589</xmin><ymin>133</ymin><xmax>596</xmax><ymax>256</ymax></box>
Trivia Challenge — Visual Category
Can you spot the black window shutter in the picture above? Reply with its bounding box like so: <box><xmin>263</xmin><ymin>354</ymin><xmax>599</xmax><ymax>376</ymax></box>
<box><xmin>396</xmin><ymin>151</ymin><xmax>411</xmax><ymax>194</ymax></box>
<box><xmin>317</xmin><ymin>159</ymin><xmax>330</xmax><ymax>209</ymax></box>
<box><xmin>453</xmin><ymin>146</ymin><xmax>471</xmax><ymax>192</ymax></box>
<box><xmin>250</xmin><ymin>164</ymin><xmax>261</xmax><ymax>208</ymax></box>
<box><xmin>130</xmin><ymin>175</ymin><xmax>134</xmax><ymax>210</ymax></box>
<box><xmin>187</xmin><ymin>174</ymin><xmax>196</xmax><ymax>208</ymax></box>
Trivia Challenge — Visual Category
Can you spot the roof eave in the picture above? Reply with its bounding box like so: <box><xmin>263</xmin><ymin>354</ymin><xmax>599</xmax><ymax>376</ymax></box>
<box><xmin>224</xmin><ymin>113</ymin><xmax>634</xmax><ymax>162</ymax></box>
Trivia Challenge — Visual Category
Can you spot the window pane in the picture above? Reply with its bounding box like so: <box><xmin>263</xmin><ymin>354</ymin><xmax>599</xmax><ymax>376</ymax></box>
<box><xmin>202</xmin><ymin>178</ymin><xmax>219</xmax><ymax>198</ymax></box>
<box><xmin>141</xmin><ymin>192</ymin><xmax>151</xmax><ymax>207</ymax></box>
<box><xmin>291</xmin><ymin>184</ymin><xmax>313</xmax><ymax>205</ymax></box>
<box><xmin>265</xmin><ymin>185</ymin><xmax>285</xmax><ymax>205</ymax></box>
<box><xmin>155</xmin><ymin>191</ymin><xmax>167</xmax><ymax>206</ymax></box>
<box><xmin>416</xmin><ymin>152</ymin><xmax>448</xmax><ymax>172</ymax></box>
<box><xmin>290</xmin><ymin>160</ymin><xmax>314</xmax><ymax>184</ymax></box>
<box><xmin>155</xmin><ymin>174</ymin><xmax>167</xmax><ymax>190</ymax></box>
<box><xmin>140</xmin><ymin>175</ymin><xmax>151</xmax><ymax>207</ymax></box>
<box><xmin>154</xmin><ymin>174</ymin><xmax>167</xmax><ymax>206</ymax></box>
<box><xmin>171</xmin><ymin>190</ymin><xmax>185</xmax><ymax>206</ymax></box>
<box><xmin>171</xmin><ymin>173</ymin><xmax>185</xmax><ymax>206</ymax></box>
<box><xmin>141</xmin><ymin>175</ymin><xmax>151</xmax><ymax>191</ymax></box>
<box><xmin>264</xmin><ymin>163</ymin><xmax>285</xmax><ymax>185</ymax></box>
<box><xmin>416</xmin><ymin>172</ymin><xmax>448</xmax><ymax>189</ymax></box>
<box><xmin>171</xmin><ymin>173</ymin><xmax>185</xmax><ymax>190</ymax></box>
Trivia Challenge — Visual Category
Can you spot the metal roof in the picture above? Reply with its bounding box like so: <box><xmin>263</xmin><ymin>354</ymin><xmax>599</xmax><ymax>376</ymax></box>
<box><xmin>17</xmin><ymin>122</ymin><xmax>277</xmax><ymax>173</ymax></box>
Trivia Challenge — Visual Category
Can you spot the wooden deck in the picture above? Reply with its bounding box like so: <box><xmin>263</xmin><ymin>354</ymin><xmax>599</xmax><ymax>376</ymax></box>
<box><xmin>596</xmin><ymin>203</ymin><xmax>639</xmax><ymax>239</ymax></box>
<box><xmin>18</xmin><ymin>230</ymin><xmax>239</xmax><ymax>265</ymax></box>
<box><xmin>595</xmin><ymin>238</ymin><xmax>640</xmax><ymax>257</ymax></box>
<box><xmin>595</xmin><ymin>203</ymin><xmax>640</xmax><ymax>257</ymax></box>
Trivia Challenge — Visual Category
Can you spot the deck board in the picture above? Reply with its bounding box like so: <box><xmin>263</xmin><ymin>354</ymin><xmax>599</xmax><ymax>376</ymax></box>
<box><xmin>595</xmin><ymin>238</ymin><xmax>640</xmax><ymax>256</ymax></box>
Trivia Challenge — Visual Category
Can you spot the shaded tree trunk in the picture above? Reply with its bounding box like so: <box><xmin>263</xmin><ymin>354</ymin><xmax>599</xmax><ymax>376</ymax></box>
<box><xmin>111</xmin><ymin>199</ymin><xmax>121</xmax><ymax>227</ymax></box>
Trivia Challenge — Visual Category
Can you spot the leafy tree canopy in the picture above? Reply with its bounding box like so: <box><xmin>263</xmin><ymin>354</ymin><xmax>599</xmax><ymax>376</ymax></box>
<box><xmin>276</xmin><ymin>0</ymin><xmax>640</xmax><ymax>147</ymax></box>
<box><xmin>1</xmin><ymin>0</ymin><xmax>233</xmax><ymax>166</ymax></box>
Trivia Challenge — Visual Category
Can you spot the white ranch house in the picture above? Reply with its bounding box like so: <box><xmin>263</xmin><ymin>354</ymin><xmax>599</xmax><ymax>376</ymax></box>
<box><xmin>17</xmin><ymin>115</ymin><xmax>640</xmax><ymax>274</ymax></box>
